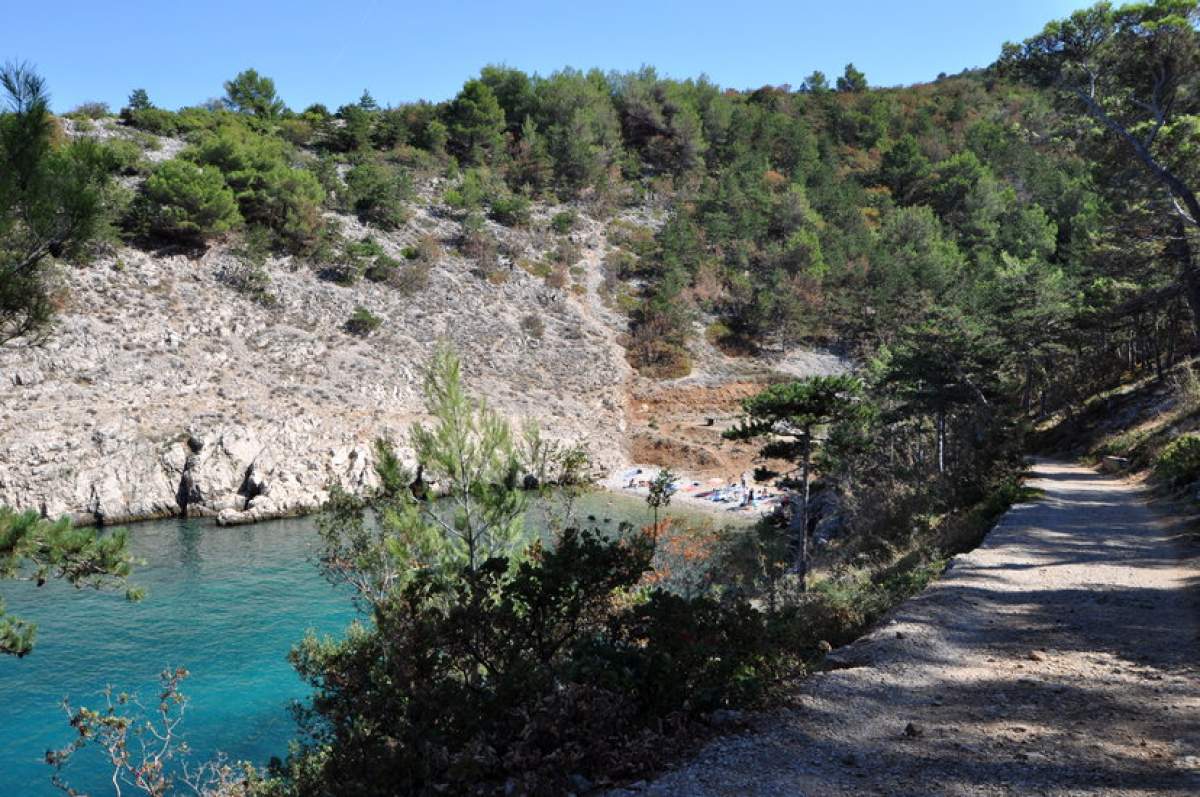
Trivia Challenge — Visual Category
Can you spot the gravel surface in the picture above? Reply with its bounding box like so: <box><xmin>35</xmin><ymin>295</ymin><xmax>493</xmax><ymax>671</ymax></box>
<box><xmin>623</xmin><ymin>460</ymin><xmax>1200</xmax><ymax>796</ymax></box>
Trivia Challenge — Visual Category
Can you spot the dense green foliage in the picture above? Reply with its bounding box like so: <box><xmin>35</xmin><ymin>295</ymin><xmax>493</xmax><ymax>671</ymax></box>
<box><xmin>132</xmin><ymin>159</ymin><xmax>241</xmax><ymax>241</ymax></box>
<box><xmin>1154</xmin><ymin>433</ymin><xmax>1200</xmax><ymax>483</ymax></box>
<box><xmin>0</xmin><ymin>63</ymin><xmax>118</xmax><ymax>344</ymax></box>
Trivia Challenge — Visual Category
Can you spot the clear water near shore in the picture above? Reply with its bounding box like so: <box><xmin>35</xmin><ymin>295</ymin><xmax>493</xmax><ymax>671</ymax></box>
<box><xmin>0</xmin><ymin>490</ymin><xmax>718</xmax><ymax>795</ymax></box>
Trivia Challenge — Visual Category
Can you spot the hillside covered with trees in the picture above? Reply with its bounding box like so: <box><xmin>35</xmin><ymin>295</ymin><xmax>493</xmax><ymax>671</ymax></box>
<box><xmin>2</xmin><ymin>1</ymin><xmax>1199</xmax><ymax>795</ymax></box>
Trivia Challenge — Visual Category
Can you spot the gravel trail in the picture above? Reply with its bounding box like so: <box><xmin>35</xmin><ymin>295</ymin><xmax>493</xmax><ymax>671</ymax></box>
<box><xmin>629</xmin><ymin>460</ymin><xmax>1200</xmax><ymax>796</ymax></box>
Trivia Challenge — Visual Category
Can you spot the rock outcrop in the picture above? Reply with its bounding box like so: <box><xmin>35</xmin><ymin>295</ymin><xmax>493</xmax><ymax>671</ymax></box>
<box><xmin>0</xmin><ymin>186</ymin><xmax>631</xmax><ymax>524</ymax></box>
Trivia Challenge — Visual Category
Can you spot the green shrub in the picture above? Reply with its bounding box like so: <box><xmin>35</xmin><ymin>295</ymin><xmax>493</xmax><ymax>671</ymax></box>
<box><xmin>443</xmin><ymin>166</ymin><xmax>500</xmax><ymax>210</ymax></box>
<box><xmin>551</xmin><ymin>209</ymin><xmax>577</xmax><ymax>233</ymax></box>
<box><xmin>186</xmin><ymin>122</ymin><xmax>325</xmax><ymax>251</ymax></box>
<box><xmin>131</xmin><ymin>159</ymin><xmax>241</xmax><ymax>242</ymax></box>
<box><xmin>552</xmin><ymin>238</ymin><xmax>582</xmax><ymax>266</ymax></box>
<box><xmin>324</xmin><ymin>237</ymin><xmax>387</xmax><ymax>286</ymax></box>
<box><xmin>344</xmin><ymin>161</ymin><xmax>412</xmax><ymax>229</ymax></box>
<box><xmin>364</xmin><ymin>252</ymin><xmax>400</xmax><ymax>283</ymax></box>
<box><xmin>414</xmin><ymin>234</ymin><xmax>441</xmax><ymax>263</ymax></box>
<box><xmin>520</xmin><ymin>313</ymin><xmax>545</xmax><ymax>338</ymax></box>
<box><xmin>277</xmin><ymin>117</ymin><xmax>315</xmax><ymax>146</ymax></box>
<box><xmin>95</xmin><ymin>139</ymin><xmax>144</xmax><ymax>175</ymax></box>
<box><xmin>393</xmin><ymin>261</ymin><xmax>432</xmax><ymax>296</ymax></box>
<box><xmin>286</xmin><ymin>527</ymin><xmax>779</xmax><ymax>794</ymax></box>
<box><xmin>344</xmin><ymin>305</ymin><xmax>382</xmax><ymax>337</ymax></box>
<box><xmin>124</xmin><ymin>107</ymin><xmax>180</xmax><ymax>136</ymax></box>
<box><xmin>488</xmin><ymin>193</ymin><xmax>531</xmax><ymax>227</ymax></box>
<box><xmin>224</xmin><ymin>226</ymin><xmax>278</xmax><ymax>305</ymax></box>
<box><xmin>460</xmin><ymin>212</ymin><xmax>498</xmax><ymax>271</ymax></box>
<box><xmin>1154</xmin><ymin>434</ymin><xmax>1200</xmax><ymax>485</ymax></box>
<box><xmin>66</xmin><ymin>101</ymin><xmax>110</xmax><ymax>120</ymax></box>
<box><xmin>174</xmin><ymin>106</ymin><xmax>224</xmax><ymax>135</ymax></box>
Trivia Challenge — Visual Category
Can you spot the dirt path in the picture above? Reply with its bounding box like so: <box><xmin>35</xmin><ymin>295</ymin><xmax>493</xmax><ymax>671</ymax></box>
<box><xmin>626</xmin><ymin>460</ymin><xmax>1200</xmax><ymax>796</ymax></box>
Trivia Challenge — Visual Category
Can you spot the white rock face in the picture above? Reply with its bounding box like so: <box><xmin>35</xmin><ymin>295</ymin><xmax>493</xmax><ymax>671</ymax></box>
<box><xmin>0</xmin><ymin>206</ymin><xmax>630</xmax><ymax>525</ymax></box>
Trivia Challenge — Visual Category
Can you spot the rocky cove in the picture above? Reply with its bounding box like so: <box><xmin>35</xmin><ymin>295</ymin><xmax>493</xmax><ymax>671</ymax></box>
<box><xmin>0</xmin><ymin>120</ymin><xmax>852</xmax><ymax>528</ymax></box>
<box><xmin>0</xmin><ymin>161</ymin><xmax>635</xmax><ymax>524</ymax></box>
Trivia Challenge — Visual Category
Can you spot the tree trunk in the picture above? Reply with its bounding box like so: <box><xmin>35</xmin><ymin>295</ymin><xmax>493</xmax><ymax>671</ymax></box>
<box><xmin>1170</xmin><ymin>218</ymin><xmax>1200</xmax><ymax>339</ymax></box>
<box><xmin>794</xmin><ymin>434</ymin><xmax>812</xmax><ymax>590</ymax></box>
<box><xmin>936</xmin><ymin>409</ymin><xmax>946</xmax><ymax>475</ymax></box>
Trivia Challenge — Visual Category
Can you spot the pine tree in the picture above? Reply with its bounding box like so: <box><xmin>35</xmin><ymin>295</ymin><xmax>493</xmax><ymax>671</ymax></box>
<box><xmin>126</xmin><ymin>87</ymin><xmax>151</xmax><ymax>111</ymax></box>
<box><xmin>724</xmin><ymin>375</ymin><xmax>864</xmax><ymax>587</ymax></box>
<box><xmin>1</xmin><ymin>63</ymin><xmax>114</xmax><ymax>345</ymax></box>
<box><xmin>507</xmin><ymin>115</ymin><xmax>553</xmax><ymax>193</ymax></box>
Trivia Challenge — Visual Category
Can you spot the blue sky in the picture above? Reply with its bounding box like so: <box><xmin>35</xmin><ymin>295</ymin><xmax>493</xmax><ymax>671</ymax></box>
<box><xmin>4</xmin><ymin>0</ymin><xmax>1091</xmax><ymax>112</ymax></box>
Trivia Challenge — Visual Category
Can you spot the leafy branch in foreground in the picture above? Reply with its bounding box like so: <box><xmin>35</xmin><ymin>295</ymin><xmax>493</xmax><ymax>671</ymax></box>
<box><xmin>47</xmin><ymin>667</ymin><xmax>261</xmax><ymax>797</ymax></box>
<box><xmin>0</xmin><ymin>508</ymin><xmax>140</xmax><ymax>657</ymax></box>
<box><xmin>315</xmin><ymin>344</ymin><xmax>538</xmax><ymax>610</ymax></box>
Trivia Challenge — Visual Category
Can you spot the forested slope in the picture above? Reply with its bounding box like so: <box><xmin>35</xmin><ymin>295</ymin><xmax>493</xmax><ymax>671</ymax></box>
<box><xmin>3</xmin><ymin>1</ymin><xmax>1200</xmax><ymax>793</ymax></box>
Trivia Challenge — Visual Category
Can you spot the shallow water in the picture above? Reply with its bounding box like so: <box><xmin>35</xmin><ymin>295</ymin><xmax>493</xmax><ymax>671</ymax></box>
<box><xmin>0</xmin><ymin>491</ymin><xmax>712</xmax><ymax>795</ymax></box>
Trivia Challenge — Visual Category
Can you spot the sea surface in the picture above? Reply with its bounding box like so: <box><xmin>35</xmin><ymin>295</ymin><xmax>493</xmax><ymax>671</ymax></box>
<box><xmin>0</xmin><ymin>491</ymin><xmax>712</xmax><ymax>795</ymax></box>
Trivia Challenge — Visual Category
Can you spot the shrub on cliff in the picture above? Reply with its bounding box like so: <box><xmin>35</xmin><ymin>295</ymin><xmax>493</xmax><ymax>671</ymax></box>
<box><xmin>65</xmin><ymin>101</ymin><xmax>110</xmax><ymax>120</ymax></box>
<box><xmin>122</xmin><ymin>107</ymin><xmax>180</xmax><ymax>136</ymax></box>
<box><xmin>186</xmin><ymin>122</ymin><xmax>324</xmax><ymax>251</ymax></box>
<box><xmin>344</xmin><ymin>305</ymin><xmax>382</xmax><ymax>337</ymax></box>
<box><xmin>488</xmin><ymin>192</ymin><xmax>531</xmax><ymax>227</ymax></box>
<box><xmin>2</xmin><ymin>63</ymin><xmax>119</xmax><ymax>344</ymax></box>
<box><xmin>131</xmin><ymin>159</ymin><xmax>241</xmax><ymax>242</ymax></box>
<box><xmin>344</xmin><ymin>161</ymin><xmax>412</xmax><ymax>229</ymax></box>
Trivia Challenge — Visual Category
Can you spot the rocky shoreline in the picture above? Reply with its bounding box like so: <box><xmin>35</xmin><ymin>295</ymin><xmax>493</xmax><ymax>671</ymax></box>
<box><xmin>0</xmin><ymin>212</ymin><xmax>630</xmax><ymax>528</ymax></box>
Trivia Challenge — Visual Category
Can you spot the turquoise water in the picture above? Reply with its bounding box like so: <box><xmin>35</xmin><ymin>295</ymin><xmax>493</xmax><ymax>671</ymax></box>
<box><xmin>0</xmin><ymin>491</ymin><xmax>702</xmax><ymax>795</ymax></box>
<box><xmin>0</xmin><ymin>515</ymin><xmax>354</xmax><ymax>796</ymax></box>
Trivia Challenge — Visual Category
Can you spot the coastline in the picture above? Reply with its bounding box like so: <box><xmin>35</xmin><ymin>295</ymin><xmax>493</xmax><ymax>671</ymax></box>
<box><xmin>601</xmin><ymin>464</ymin><xmax>785</xmax><ymax>523</ymax></box>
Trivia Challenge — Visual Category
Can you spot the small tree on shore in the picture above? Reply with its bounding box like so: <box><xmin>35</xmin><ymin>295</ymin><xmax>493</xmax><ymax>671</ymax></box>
<box><xmin>724</xmin><ymin>375</ymin><xmax>863</xmax><ymax>588</ymax></box>
<box><xmin>316</xmin><ymin>344</ymin><xmax>528</xmax><ymax>607</ymax></box>
<box><xmin>646</xmin><ymin>467</ymin><xmax>677</xmax><ymax>532</ymax></box>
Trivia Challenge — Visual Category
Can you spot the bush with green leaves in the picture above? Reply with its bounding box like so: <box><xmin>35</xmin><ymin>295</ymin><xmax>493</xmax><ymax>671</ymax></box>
<box><xmin>344</xmin><ymin>305</ymin><xmax>382</xmax><ymax>337</ymax></box>
<box><xmin>269</xmin><ymin>348</ymin><xmax>786</xmax><ymax>794</ymax></box>
<box><xmin>224</xmin><ymin>226</ymin><xmax>278</xmax><ymax>305</ymax></box>
<box><xmin>363</xmin><ymin>251</ymin><xmax>400</xmax><ymax>283</ymax></box>
<box><xmin>551</xmin><ymin>209</ymin><xmax>577</xmax><ymax>233</ymax></box>
<box><xmin>281</xmin><ymin>524</ymin><xmax>778</xmax><ymax>795</ymax></box>
<box><xmin>122</xmin><ymin>107</ymin><xmax>180</xmax><ymax>136</ymax></box>
<box><xmin>186</xmin><ymin>122</ymin><xmax>324</xmax><ymax>251</ymax></box>
<box><xmin>459</xmin><ymin>212</ymin><xmax>499</xmax><ymax>272</ymax></box>
<box><xmin>344</xmin><ymin>161</ymin><xmax>412</xmax><ymax>229</ymax></box>
<box><xmin>95</xmin><ymin>138</ymin><xmax>144</xmax><ymax>176</ymax></box>
<box><xmin>442</xmin><ymin>166</ymin><xmax>502</xmax><ymax>211</ymax></box>
<box><xmin>130</xmin><ymin>159</ymin><xmax>241</xmax><ymax>242</ymax></box>
<box><xmin>2</xmin><ymin>64</ymin><xmax>120</xmax><ymax>344</ymax></box>
<box><xmin>520</xmin><ymin>312</ymin><xmax>545</xmax><ymax>339</ymax></box>
<box><xmin>488</xmin><ymin>192</ymin><xmax>531</xmax><ymax>227</ymax></box>
<box><xmin>323</xmin><ymin>236</ymin><xmax>382</xmax><ymax>285</ymax></box>
<box><xmin>1154</xmin><ymin>435</ymin><xmax>1200</xmax><ymax>486</ymax></box>
<box><xmin>65</xmin><ymin>101</ymin><xmax>110</xmax><ymax>120</ymax></box>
